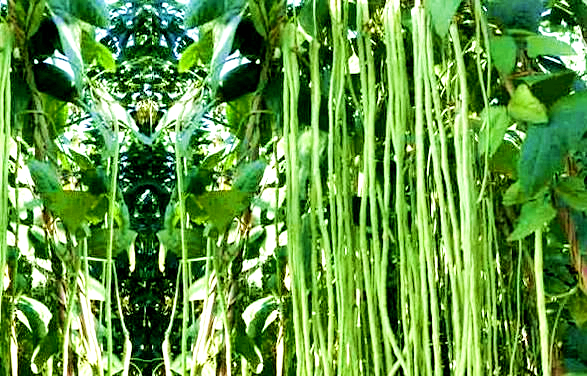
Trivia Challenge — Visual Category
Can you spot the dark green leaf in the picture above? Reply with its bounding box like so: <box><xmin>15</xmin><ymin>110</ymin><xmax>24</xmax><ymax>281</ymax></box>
<box><xmin>427</xmin><ymin>0</ymin><xmax>462</xmax><ymax>38</ymax></box>
<box><xmin>70</xmin><ymin>0</ymin><xmax>109</xmax><ymax>27</ymax></box>
<box><xmin>16</xmin><ymin>296</ymin><xmax>51</xmax><ymax>347</ymax></box>
<box><xmin>489</xmin><ymin>141</ymin><xmax>519</xmax><ymax>178</ymax></box>
<box><xmin>156</xmin><ymin>228</ymin><xmax>206</xmax><ymax>258</ymax></box>
<box><xmin>555</xmin><ymin>177</ymin><xmax>587</xmax><ymax>211</ymax></box>
<box><xmin>184</xmin><ymin>0</ymin><xmax>246</xmax><ymax>28</ymax></box>
<box><xmin>233</xmin><ymin>316</ymin><xmax>263</xmax><ymax>372</ymax></box>
<box><xmin>234</xmin><ymin>161</ymin><xmax>266</xmax><ymax>193</ymax></box>
<box><xmin>508</xmin><ymin>198</ymin><xmax>556</xmax><ymax>241</ymax></box>
<box><xmin>490</xmin><ymin>35</ymin><xmax>517</xmax><ymax>75</ymax></box>
<box><xmin>517</xmin><ymin>70</ymin><xmax>576</xmax><ymax>107</ymax></box>
<box><xmin>548</xmin><ymin>91</ymin><xmax>587</xmax><ymax>150</ymax></box>
<box><xmin>244</xmin><ymin>296</ymin><xmax>279</xmax><ymax>340</ymax></box>
<box><xmin>87</xmin><ymin>228</ymin><xmax>137</xmax><ymax>258</ymax></box>
<box><xmin>28</xmin><ymin>159</ymin><xmax>62</xmax><ymax>194</ymax></box>
<box><xmin>517</xmin><ymin>126</ymin><xmax>562</xmax><ymax>197</ymax></box>
<box><xmin>507</xmin><ymin>84</ymin><xmax>548</xmax><ymax>124</ymax></box>
<box><xmin>299</xmin><ymin>0</ymin><xmax>330</xmax><ymax>37</ymax></box>
<box><xmin>31</xmin><ymin>317</ymin><xmax>61</xmax><ymax>374</ymax></box>
<box><xmin>526</xmin><ymin>35</ymin><xmax>575</xmax><ymax>58</ymax></box>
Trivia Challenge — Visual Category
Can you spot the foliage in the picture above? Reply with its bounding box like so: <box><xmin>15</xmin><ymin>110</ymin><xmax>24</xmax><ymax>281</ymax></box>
<box><xmin>3</xmin><ymin>0</ymin><xmax>587</xmax><ymax>375</ymax></box>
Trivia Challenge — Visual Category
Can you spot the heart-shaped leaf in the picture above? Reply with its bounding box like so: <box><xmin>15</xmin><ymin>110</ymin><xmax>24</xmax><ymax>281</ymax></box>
<box><xmin>508</xmin><ymin>198</ymin><xmax>556</xmax><ymax>241</ymax></box>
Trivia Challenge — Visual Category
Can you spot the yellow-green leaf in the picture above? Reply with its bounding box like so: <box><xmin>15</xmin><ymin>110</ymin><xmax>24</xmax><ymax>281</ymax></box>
<box><xmin>507</xmin><ymin>84</ymin><xmax>548</xmax><ymax>124</ymax></box>
<box><xmin>81</xmin><ymin>31</ymin><xmax>116</xmax><ymax>72</ymax></box>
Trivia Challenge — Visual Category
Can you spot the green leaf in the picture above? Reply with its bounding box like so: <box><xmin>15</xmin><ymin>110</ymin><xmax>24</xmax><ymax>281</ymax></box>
<box><xmin>52</xmin><ymin>15</ymin><xmax>84</xmax><ymax>90</ymax></box>
<box><xmin>31</xmin><ymin>317</ymin><xmax>61</xmax><ymax>374</ymax></box>
<box><xmin>178</xmin><ymin>29</ymin><xmax>214</xmax><ymax>72</ymax></box>
<box><xmin>548</xmin><ymin>91</ymin><xmax>587</xmax><ymax>150</ymax></box>
<box><xmin>184</xmin><ymin>0</ymin><xmax>246</xmax><ymax>28</ymax></box>
<box><xmin>16</xmin><ymin>296</ymin><xmax>51</xmax><ymax>346</ymax></box>
<box><xmin>502</xmin><ymin>181</ymin><xmax>524</xmax><ymax>206</ymax></box>
<box><xmin>87</xmin><ymin>228</ymin><xmax>137</xmax><ymax>258</ymax></box>
<box><xmin>507</xmin><ymin>84</ymin><xmax>548</xmax><ymax>124</ymax></box>
<box><xmin>508</xmin><ymin>198</ymin><xmax>556</xmax><ymax>241</ymax></box>
<box><xmin>70</xmin><ymin>0</ymin><xmax>109</xmax><ymax>28</ymax></box>
<box><xmin>478</xmin><ymin>106</ymin><xmax>513</xmax><ymax>157</ymax></box>
<box><xmin>518</xmin><ymin>126</ymin><xmax>562</xmax><ymax>197</ymax></box>
<box><xmin>49</xmin><ymin>0</ymin><xmax>109</xmax><ymax>27</ymax></box>
<box><xmin>517</xmin><ymin>70</ymin><xmax>576</xmax><ymax>107</ymax></box>
<box><xmin>233</xmin><ymin>316</ymin><xmax>263</xmax><ymax>372</ymax></box>
<box><xmin>185</xmin><ymin>190</ymin><xmax>251</xmax><ymax>234</ymax></box>
<box><xmin>427</xmin><ymin>0</ymin><xmax>462</xmax><ymax>38</ymax></box>
<box><xmin>43</xmin><ymin>191</ymin><xmax>104</xmax><ymax>234</ymax></box>
<box><xmin>243</xmin><ymin>296</ymin><xmax>279</xmax><ymax>340</ymax></box>
<box><xmin>555</xmin><ymin>177</ymin><xmax>587</xmax><ymax>211</ymax></box>
<box><xmin>187</xmin><ymin>276</ymin><xmax>208</xmax><ymax>301</ymax></box>
<box><xmin>81</xmin><ymin>30</ymin><xmax>116</xmax><ymax>72</ymax></box>
<box><xmin>26</xmin><ymin>0</ymin><xmax>47</xmax><ymax>37</ymax></box>
<box><xmin>28</xmin><ymin>159</ymin><xmax>63</xmax><ymax>194</ymax></box>
<box><xmin>234</xmin><ymin>160</ymin><xmax>266</xmax><ymax>193</ymax></box>
<box><xmin>156</xmin><ymin>228</ymin><xmax>206</xmax><ymax>258</ymax></box>
<box><xmin>42</xmin><ymin>93</ymin><xmax>69</xmax><ymax>138</ymax></box>
<box><xmin>490</xmin><ymin>35</ymin><xmax>517</xmax><ymax>75</ymax></box>
<box><xmin>489</xmin><ymin>141</ymin><xmax>519</xmax><ymax>178</ymax></box>
<box><xmin>226</xmin><ymin>93</ymin><xmax>253</xmax><ymax>134</ymax></box>
<box><xmin>526</xmin><ymin>35</ymin><xmax>575</xmax><ymax>58</ymax></box>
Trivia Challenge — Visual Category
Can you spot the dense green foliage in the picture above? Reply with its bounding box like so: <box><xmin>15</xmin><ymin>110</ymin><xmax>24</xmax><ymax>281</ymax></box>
<box><xmin>2</xmin><ymin>0</ymin><xmax>587</xmax><ymax>375</ymax></box>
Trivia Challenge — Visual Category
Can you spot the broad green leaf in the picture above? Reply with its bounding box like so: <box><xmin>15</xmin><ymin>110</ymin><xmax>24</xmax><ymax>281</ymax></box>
<box><xmin>51</xmin><ymin>15</ymin><xmax>84</xmax><ymax>90</ymax></box>
<box><xmin>16</xmin><ymin>296</ymin><xmax>51</xmax><ymax>346</ymax></box>
<box><xmin>184</xmin><ymin>0</ymin><xmax>246</xmax><ymax>28</ymax></box>
<box><xmin>86</xmin><ymin>275</ymin><xmax>106</xmax><ymax>301</ymax></box>
<box><xmin>70</xmin><ymin>0</ymin><xmax>109</xmax><ymax>28</ymax></box>
<box><xmin>156</xmin><ymin>228</ymin><xmax>206</xmax><ymax>258</ymax></box>
<box><xmin>427</xmin><ymin>0</ymin><xmax>462</xmax><ymax>38</ymax></box>
<box><xmin>233</xmin><ymin>316</ymin><xmax>263</xmax><ymax>372</ymax></box>
<box><xmin>517</xmin><ymin>70</ymin><xmax>575</xmax><ymax>106</ymax></box>
<box><xmin>478</xmin><ymin>106</ymin><xmax>513</xmax><ymax>157</ymax></box>
<box><xmin>507</xmin><ymin>198</ymin><xmax>556</xmax><ymax>241</ymax></box>
<box><xmin>507</xmin><ymin>84</ymin><xmax>548</xmax><ymax>124</ymax></box>
<box><xmin>226</xmin><ymin>93</ymin><xmax>253</xmax><ymax>134</ymax></box>
<box><xmin>87</xmin><ymin>228</ymin><xmax>137</xmax><ymax>258</ymax></box>
<box><xmin>526</xmin><ymin>35</ymin><xmax>575</xmax><ymax>58</ymax></box>
<box><xmin>42</xmin><ymin>93</ymin><xmax>69</xmax><ymax>138</ymax></box>
<box><xmin>555</xmin><ymin>177</ymin><xmax>587</xmax><ymax>211</ymax></box>
<box><xmin>234</xmin><ymin>160</ymin><xmax>266</xmax><ymax>193</ymax></box>
<box><xmin>28</xmin><ymin>159</ymin><xmax>62</xmax><ymax>194</ymax></box>
<box><xmin>489</xmin><ymin>141</ymin><xmax>519</xmax><ymax>178</ymax></box>
<box><xmin>185</xmin><ymin>190</ymin><xmax>251</xmax><ymax>234</ymax></box>
<box><xmin>518</xmin><ymin>126</ymin><xmax>562</xmax><ymax>197</ymax></box>
<box><xmin>502</xmin><ymin>181</ymin><xmax>524</xmax><ymax>206</ymax></box>
<box><xmin>31</xmin><ymin>317</ymin><xmax>61</xmax><ymax>373</ymax></box>
<box><xmin>490</xmin><ymin>35</ymin><xmax>517</xmax><ymax>76</ymax></box>
<box><xmin>81</xmin><ymin>31</ymin><xmax>116</xmax><ymax>72</ymax></box>
<box><xmin>43</xmin><ymin>191</ymin><xmax>104</xmax><ymax>234</ymax></box>
<box><xmin>243</xmin><ymin>296</ymin><xmax>279</xmax><ymax>339</ymax></box>
<box><xmin>178</xmin><ymin>28</ymin><xmax>214</xmax><ymax>72</ymax></box>
<box><xmin>548</xmin><ymin>91</ymin><xmax>587</xmax><ymax>150</ymax></box>
<box><xmin>299</xmin><ymin>0</ymin><xmax>329</xmax><ymax>37</ymax></box>
<box><xmin>49</xmin><ymin>0</ymin><xmax>108</xmax><ymax>27</ymax></box>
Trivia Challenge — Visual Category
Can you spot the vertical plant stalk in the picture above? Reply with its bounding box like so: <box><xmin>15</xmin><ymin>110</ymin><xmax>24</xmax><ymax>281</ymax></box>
<box><xmin>105</xmin><ymin>119</ymin><xmax>120</xmax><ymax>376</ymax></box>
<box><xmin>174</xmin><ymin>117</ymin><xmax>189</xmax><ymax>376</ymax></box>
<box><xmin>0</xmin><ymin>23</ymin><xmax>12</xmax><ymax>376</ymax></box>
<box><xmin>535</xmin><ymin>229</ymin><xmax>550</xmax><ymax>376</ymax></box>
<box><xmin>449</xmin><ymin>23</ymin><xmax>484</xmax><ymax>376</ymax></box>
<box><xmin>309</xmin><ymin>13</ymin><xmax>334</xmax><ymax>371</ymax></box>
<box><xmin>282</xmin><ymin>22</ymin><xmax>312</xmax><ymax>376</ymax></box>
